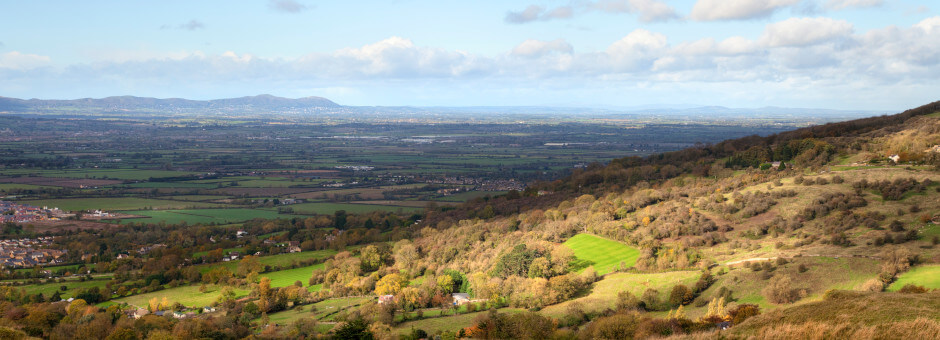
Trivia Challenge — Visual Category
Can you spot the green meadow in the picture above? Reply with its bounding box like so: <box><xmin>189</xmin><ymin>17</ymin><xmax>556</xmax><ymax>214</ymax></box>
<box><xmin>563</xmin><ymin>233</ymin><xmax>640</xmax><ymax>275</ymax></box>
<box><xmin>889</xmin><ymin>265</ymin><xmax>940</xmax><ymax>291</ymax></box>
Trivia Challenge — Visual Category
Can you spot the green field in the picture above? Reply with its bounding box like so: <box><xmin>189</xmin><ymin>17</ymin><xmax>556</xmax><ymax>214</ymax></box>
<box><xmin>889</xmin><ymin>265</ymin><xmax>940</xmax><ymax>291</ymax></box>
<box><xmin>118</xmin><ymin>208</ymin><xmax>304</xmax><ymax>225</ymax></box>
<box><xmin>540</xmin><ymin>271</ymin><xmax>701</xmax><ymax>319</ymax></box>
<box><xmin>20</xmin><ymin>197</ymin><xmax>226</xmax><ymax>211</ymax></box>
<box><xmin>393</xmin><ymin>308</ymin><xmax>524</xmax><ymax>336</ymax></box>
<box><xmin>112</xmin><ymin>284</ymin><xmax>248</xmax><ymax>308</ymax></box>
<box><xmin>4</xmin><ymin>169</ymin><xmax>201</xmax><ymax>181</ymax></box>
<box><xmin>563</xmin><ymin>233</ymin><xmax>640</xmax><ymax>275</ymax></box>
<box><xmin>433</xmin><ymin>191</ymin><xmax>508</xmax><ymax>202</ymax></box>
<box><xmin>15</xmin><ymin>278</ymin><xmax>110</xmax><ymax>299</ymax></box>
<box><xmin>287</xmin><ymin>202</ymin><xmax>422</xmax><ymax>215</ymax></box>
<box><xmin>264</xmin><ymin>297</ymin><xmax>371</xmax><ymax>326</ymax></box>
<box><xmin>195</xmin><ymin>250</ymin><xmax>338</xmax><ymax>273</ymax></box>
<box><xmin>0</xmin><ymin>183</ymin><xmax>57</xmax><ymax>191</ymax></box>
<box><xmin>260</xmin><ymin>264</ymin><xmax>325</xmax><ymax>291</ymax></box>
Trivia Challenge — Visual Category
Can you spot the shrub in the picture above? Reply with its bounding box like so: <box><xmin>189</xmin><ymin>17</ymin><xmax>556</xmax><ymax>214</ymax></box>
<box><xmin>762</xmin><ymin>275</ymin><xmax>804</xmax><ymax>304</ymax></box>
<box><xmin>669</xmin><ymin>285</ymin><xmax>695</xmax><ymax>307</ymax></box>
<box><xmin>898</xmin><ymin>284</ymin><xmax>928</xmax><ymax>294</ymax></box>
<box><xmin>859</xmin><ymin>279</ymin><xmax>884</xmax><ymax>292</ymax></box>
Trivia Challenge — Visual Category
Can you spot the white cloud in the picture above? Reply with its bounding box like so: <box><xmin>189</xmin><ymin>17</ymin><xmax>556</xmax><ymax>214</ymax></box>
<box><xmin>268</xmin><ymin>0</ymin><xmax>306</xmax><ymax>13</ymax></box>
<box><xmin>507</xmin><ymin>0</ymin><xmax>676</xmax><ymax>24</ymax></box>
<box><xmin>761</xmin><ymin>17</ymin><xmax>854</xmax><ymax>47</ymax></box>
<box><xmin>826</xmin><ymin>0</ymin><xmax>883</xmax><ymax>11</ymax></box>
<box><xmin>690</xmin><ymin>0</ymin><xmax>801</xmax><ymax>21</ymax></box>
<box><xmin>505</xmin><ymin>5</ymin><xmax>573</xmax><ymax>23</ymax></box>
<box><xmin>915</xmin><ymin>16</ymin><xmax>940</xmax><ymax>34</ymax></box>
<box><xmin>590</xmin><ymin>0</ymin><xmax>679</xmax><ymax>22</ymax></box>
<box><xmin>511</xmin><ymin>39</ymin><xmax>573</xmax><ymax>58</ymax></box>
<box><xmin>0</xmin><ymin>51</ymin><xmax>51</xmax><ymax>70</ymax></box>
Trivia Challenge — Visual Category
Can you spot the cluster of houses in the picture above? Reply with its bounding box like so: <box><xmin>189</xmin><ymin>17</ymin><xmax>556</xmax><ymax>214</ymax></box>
<box><xmin>425</xmin><ymin>177</ymin><xmax>524</xmax><ymax>192</ymax></box>
<box><xmin>0</xmin><ymin>200</ymin><xmax>65</xmax><ymax>223</ymax></box>
<box><xmin>262</xmin><ymin>239</ymin><xmax>302</xmax><ymax>253</ymax></box>
<box><xmin>378</xmin><ymin>293</ymin><xmax>473</xmax><ymax>306</ymax></box>
<box><xmin>115</xmin><ymin>244</ymin><xmax>167</xmax><ymax>260</ymax></box>
<box><xmin>128</xmin><ymin>306</ymin><xmax>216</xmax><ymax>320</ymax></box>
<box><xmin>0</xmin><ymin>237</ymin><xmax>66</xmax><ymax>268</ymax></box>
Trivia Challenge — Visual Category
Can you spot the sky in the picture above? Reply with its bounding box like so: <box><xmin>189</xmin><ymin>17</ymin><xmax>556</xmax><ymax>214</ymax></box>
<box><xmin>0</xmin><ymin>0</ymin><xmax>938</xmax><ymax>110</ymax></box>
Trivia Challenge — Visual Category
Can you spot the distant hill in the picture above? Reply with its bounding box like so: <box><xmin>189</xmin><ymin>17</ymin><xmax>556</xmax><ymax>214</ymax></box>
<box><xmin>0</xmin><ymin>94</ymin><xmax>340</xmax><ymax>113</ymax></box>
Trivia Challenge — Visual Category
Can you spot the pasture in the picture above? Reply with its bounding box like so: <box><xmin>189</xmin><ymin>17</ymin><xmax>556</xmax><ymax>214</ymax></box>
<box><xmin>112</xmin><ymin>284</ymin><xmax>249</xmax><ymax>308</ymax></box>
<box><xmin>563</xmin><ymin>233</ymin><xmax>640</xmax><ymax>275</ymax></box>
<box><xmin>539</xmin><ymin>271</ymin><xmax>701</xmax><ymax>319</ymax></box>
<box><xmin>888</xmin><ymin>265</ymin><xmax>940</xmax><ymax>291</ymax></box>
<box><xmin>117</xmin><ymin>208</ymin><xmax>302</xmax><ymax>225</ymax></box>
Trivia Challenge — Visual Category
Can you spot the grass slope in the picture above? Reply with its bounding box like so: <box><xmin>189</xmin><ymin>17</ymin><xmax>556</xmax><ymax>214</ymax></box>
<box><xmin>540</xmin><ymin>271</ymin><xmax>701</xmax><ymax>319</ymax></box>
<box><xmin>731</xmin><ymin>290</ymin><xmax>940</xmax><ymax>337</ymax></box>
<box><xmin>563</xmin><ymin>233</ymin><xmax>640</xmax><ymax>275</ymax></box>
<box><xmin>112</xmin><ymin>284</ymin><xmax>248</xmax><ymax>308</ymax></box>
<box><xmin>889</xmin><ymin>265</ymin><xmax>940</xmax><ymax>291</ymax></box>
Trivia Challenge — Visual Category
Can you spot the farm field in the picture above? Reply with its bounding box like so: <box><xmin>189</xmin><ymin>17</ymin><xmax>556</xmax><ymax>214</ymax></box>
<box><xmin>195</xmin><ymin>250</ymin><xmax>338</xmax><ymax>273</ymax></box>
<box><xmin>888</xmin><ymin>265</ymin><xmax>940</xmax><ymax>291</ymax></box>
<box><xmin>112</xmin><ymin>284</ymin><xmax>249</xmax><ymax>309</ymax></box>
<box><xmin>260</xmin><ymin>264</ymin><xmax>325</xmax><ymax>291</ymax></box>
<box><xmin>19</xmin><ymin>197</ymin><xmax>227</xmax><ymax>212</ymax></box>
<box><xmin>287</xmin><ymin>202</ymin><xmax>422</xmax><ymax>215</ymax></box>
<box><xmin>13</xmin><ymin>278</ymin><xmax>110</xmax><ymax>299</ymax></box>
<box><xmin>563</xmin><ymin>233</ymin><xmax>640</xmax><ymax>275</ymax></box>
<box><xmin>117</xmin><ymin>208</ymin><xmax>304</xmax><ymax>225</ymax></box>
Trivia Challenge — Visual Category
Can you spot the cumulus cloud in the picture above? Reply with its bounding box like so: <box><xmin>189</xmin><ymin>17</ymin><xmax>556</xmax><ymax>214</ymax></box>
<box><xmin>6</xmin><ymin>16</ymin><xmax>940</xmax><ymax>106</ymax></box>
<box><xmin>0</xmin><ymin>51</ymin><xmax>51</xmax><ymax>70</ymax></box>
<box><xmin>826</xmin><ymin>0</ymin><xmax>883</xmax><ymax>11</ymax></box>
<box><xmin>505</xmin><ymin>5</ymin><xmax>573</xmax><ymax>23</ymax></box>
<box><xmin>690</xmin><ymin>0</ymin><xmax>801</xmax><ymax>21</ymax></box>
<box><xmin>761</xmin><ymin>17</ymin><xmax>854</xmax><ymax>47</ymax></box>
<box><xmin>268</xmin><ymin>0</ymin><xmax>307</xmax><ymax>13</ymax></box>
<box><xmin>511</xmin><ymin>39</ymin><xmax>573</xmax><ymax>58</ymax></box>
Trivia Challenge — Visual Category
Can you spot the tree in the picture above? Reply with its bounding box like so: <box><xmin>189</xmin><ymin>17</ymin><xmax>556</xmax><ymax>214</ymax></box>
<box><xmin>237</xmin><ymin>255</ymin><xmax>263</xmax><ymax>277</ymax></box>
<box><xmin>668</xmin><ymin>284</ymin><xmax>695</xmax><ymax>306</ymax></box>
<box><xmin>436</xmin><ymin>275</ymin><xmax>455</xmax><ymax>295</ymax></box>
<box><xmin>375</xmin><ymin>273</ymin><xmax>407</xmax><ymax>296</ymax></box>
<box><xmin>334</xmin><ymin>318</ymin><xmax>373</xmax><ymax>340</ymax></box>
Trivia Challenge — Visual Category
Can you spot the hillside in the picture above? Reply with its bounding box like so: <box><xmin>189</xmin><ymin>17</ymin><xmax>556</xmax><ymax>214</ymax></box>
<box><xmin>368</xmin><ymin>101</ymin><xmax>940</xmax><ymax>338</ymax></box>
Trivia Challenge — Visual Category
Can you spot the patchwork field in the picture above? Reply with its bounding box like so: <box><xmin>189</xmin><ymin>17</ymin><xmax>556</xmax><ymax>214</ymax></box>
<box><xmin>287</xmin><ymin>202</ymin><xmax>422</xmax><ymax>215</ymax></box>
<box><xmin>563</xmin><ymin>233</ymin><xmax>640</xmax><ymax>275</ymax></box>
<box><xmin>20</xmin><ymin>197</ymin><xmax>227</xmax><ymax>211</ymax></box>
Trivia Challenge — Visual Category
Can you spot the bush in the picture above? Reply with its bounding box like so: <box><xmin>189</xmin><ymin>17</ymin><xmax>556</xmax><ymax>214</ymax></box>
<box><xmin>669</xmin><ymin>285</ymin><xmax>695</xmax><ymax>307</ymax></box>
<box><xmin>762</xmin><ymin>275</ymin><xmax>804</xmax><ymax>304</ymax></box>
<box><xmin>859</xmin><ymin>279</ymin><xmax>884</xmax><ymax>292</ymax></box>
<box><xmin>898</xmin><ymin>284</ymin><xmax>928</xmax><ymax>294</ymax></box>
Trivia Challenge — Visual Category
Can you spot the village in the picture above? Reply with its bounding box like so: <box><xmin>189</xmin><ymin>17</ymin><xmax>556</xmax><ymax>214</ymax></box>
<box><xmin>0</xmin><ymin>236</ymin><xmax>67</xmax><ymax>268</ymax></box>
<box><xmin>0</xmin><ymin>200</ymin><xmax>69</xmax><ymax>224</ymax></box>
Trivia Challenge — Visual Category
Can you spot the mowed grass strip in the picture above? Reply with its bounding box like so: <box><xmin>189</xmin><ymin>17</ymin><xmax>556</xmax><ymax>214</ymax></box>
<box><xmin>563</xmin><ymin>233</ymin><xmax>640</xmax><ymax>275</ymax></box>
<box><xmin>888</xmin><ymin>265</ymin><xmax>940</xmax><ymax>291</ymax></box>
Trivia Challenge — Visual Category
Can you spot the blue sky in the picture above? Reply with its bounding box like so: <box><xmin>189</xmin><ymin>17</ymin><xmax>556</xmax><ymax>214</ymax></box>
<box><xmin>0</xmin><ymin>0</ymin><xmax>937</xmax><ymax>110</ymax></box>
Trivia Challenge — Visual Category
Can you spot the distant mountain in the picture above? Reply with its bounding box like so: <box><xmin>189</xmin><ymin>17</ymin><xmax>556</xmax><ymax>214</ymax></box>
<box><xmin>0</xmin><ymin>94</ymin><xmax>340</xmax><ymax>113</ymax></box>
